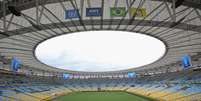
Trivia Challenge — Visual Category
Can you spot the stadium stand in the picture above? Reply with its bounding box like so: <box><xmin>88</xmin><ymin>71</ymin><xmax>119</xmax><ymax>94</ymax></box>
<box><xmin>0</xmin><ymin>66</ymin><xmax>201</xmax><ymax>101</ymax></box>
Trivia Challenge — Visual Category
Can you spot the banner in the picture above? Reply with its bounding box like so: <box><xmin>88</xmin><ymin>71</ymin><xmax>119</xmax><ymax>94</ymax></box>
<box><xmin>130</xmin><ymin>8</ymin><xmax>147</xmax><ymax>18</ymax></box>
<box><xmin>86</xmin><ymin>8</ymin><xmax>102</xmax><ymax>17</ymax></box>
<box><xmin>182</xmin><ymin>55</ymin><xmax>192</xmax><ymax>69</ymax></box>
<box><xmin>63</xmin><ymin>73</ymin><xmax>70</xmax><ymax>80</ymax></box>
<box><xmin>65</xmin><ymin>9</ymin><xmax>79</xmax><ymax>19</ymax></box>
<box><xmin>128</xmin><ymin>72</ymin><xmax>136</xmax><ymax>78</ymax></box>
<box><xmin>110</xmin><ymin>7</ymin><xmax>126</xmax><ymax>17</ymax></box>
<box><xmin>11</xmin><ymin>57</ymin><xmax>21</xmax><ymax>72</ymax></box>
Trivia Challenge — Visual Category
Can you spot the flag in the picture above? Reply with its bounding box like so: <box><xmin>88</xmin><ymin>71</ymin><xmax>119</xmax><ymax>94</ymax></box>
<box><xmin>65</xmin><ymin>9</ymin><xmax>79</xmax><ymax>19</ymax></box>
<box><xmin>86</xmin><ymin>8</ymin><xmax>102</xmax><ymax>17</ymax></box>
<box><xmin>110</xmin><ymin>7</ymin><xmax>126</xmax><ymax>17</ymax></box>
<box><xmin>130</xmin><ymin>8</ymin><xmax>147</xmax><ymax>18</ymax></box>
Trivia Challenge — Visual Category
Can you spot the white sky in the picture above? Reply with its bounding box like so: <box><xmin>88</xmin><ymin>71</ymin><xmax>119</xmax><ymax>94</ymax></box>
<box><xmin>35</xmin><ymin>31</ymin><xmax>166</xmax><ymax>72</ymax></box>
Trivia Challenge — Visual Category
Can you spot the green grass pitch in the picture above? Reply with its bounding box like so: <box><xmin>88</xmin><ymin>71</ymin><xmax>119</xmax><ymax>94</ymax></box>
<box><xmin>51</xmin><ymin>91</ymin><xmax>153</xmax><ymax>101</ymax></box>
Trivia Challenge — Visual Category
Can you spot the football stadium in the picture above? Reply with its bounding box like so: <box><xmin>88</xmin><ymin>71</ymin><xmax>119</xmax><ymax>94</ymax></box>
<box><xmin>0</xmin><ymin>0</ymin><xmax>201</xmax><ymax>101</ymax></box>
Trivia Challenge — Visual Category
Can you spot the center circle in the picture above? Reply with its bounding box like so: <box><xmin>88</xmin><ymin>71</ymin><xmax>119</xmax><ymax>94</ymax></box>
<box><xmin>35</xmin><ymin>30</ymin><xmax>166</xmax><ymax>72</ymax></box>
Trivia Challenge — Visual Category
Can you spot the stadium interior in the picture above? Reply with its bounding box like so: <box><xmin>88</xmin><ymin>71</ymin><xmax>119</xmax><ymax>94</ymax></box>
<box><xmin>0</xmin><ymin>0</ymin><xmax>201</xmax><ymax>101</ymax></box>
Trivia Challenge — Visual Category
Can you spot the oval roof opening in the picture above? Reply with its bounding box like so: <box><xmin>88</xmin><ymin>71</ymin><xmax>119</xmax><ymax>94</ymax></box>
<box><xmin>35</xmin><ymin>31</ymin><xmax>166</xmax><ymax>72</ymax></box>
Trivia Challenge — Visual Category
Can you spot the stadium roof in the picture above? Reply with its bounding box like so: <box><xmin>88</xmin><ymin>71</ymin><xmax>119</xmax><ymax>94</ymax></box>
<box><xmin>0</xmin><ymin>0</ymin><xmax>201</xmax><ymax>73</ymax></box>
